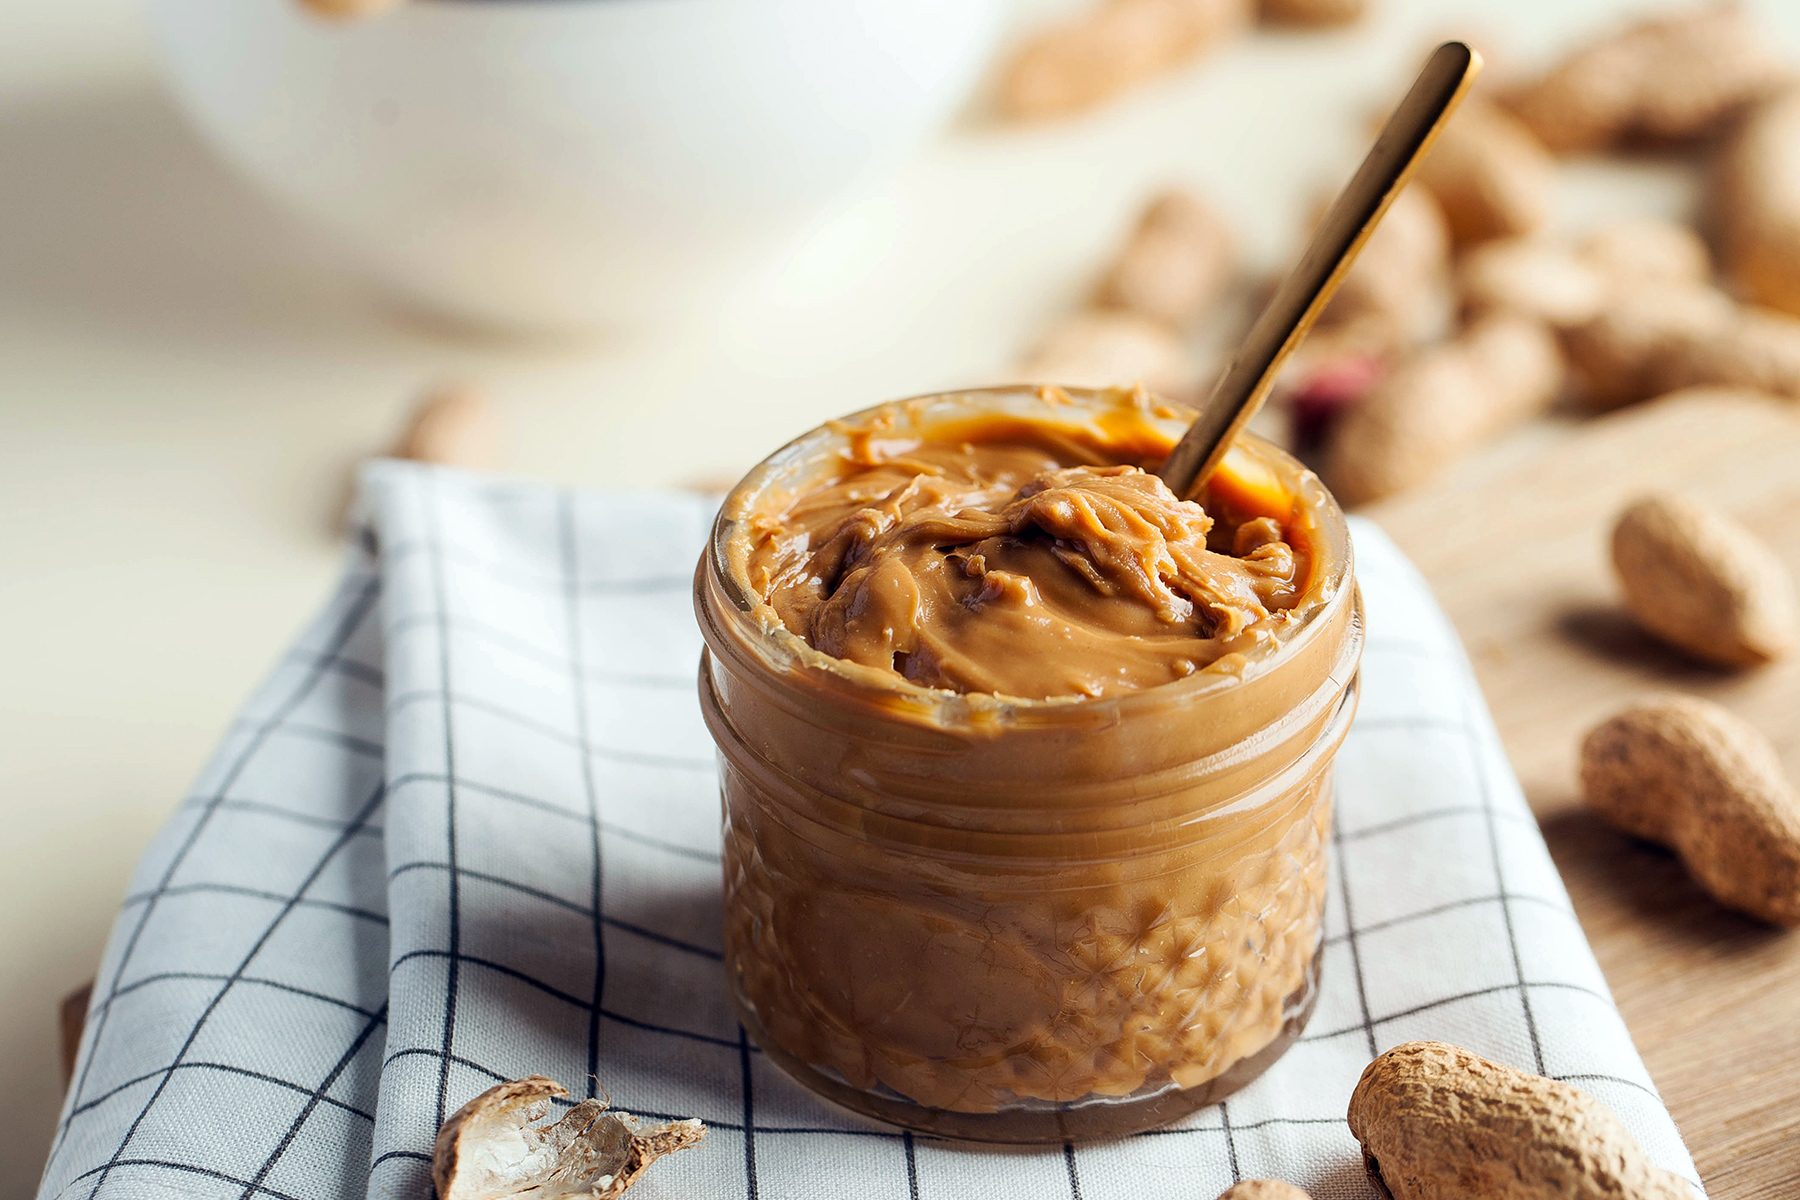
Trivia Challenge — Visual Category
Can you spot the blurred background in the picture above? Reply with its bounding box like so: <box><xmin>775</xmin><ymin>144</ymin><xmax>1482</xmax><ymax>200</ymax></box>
<box><xmin>5</xmin><ymin>0</ymin><xmax>1800</xmax><ymax>1192</ymax></box>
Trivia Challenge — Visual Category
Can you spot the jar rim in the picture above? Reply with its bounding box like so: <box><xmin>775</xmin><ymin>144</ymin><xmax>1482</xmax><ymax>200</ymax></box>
<box><xmin>702</xmin><ymin>384</ymin><xmax>1355</xmax><ymax>726</ymax></box>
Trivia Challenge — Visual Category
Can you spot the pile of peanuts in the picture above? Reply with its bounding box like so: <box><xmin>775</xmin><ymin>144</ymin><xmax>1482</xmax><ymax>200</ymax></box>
<box><xmin>1019</xmin><ymin>3</ymin><xmax>1800</xmax><ymax>508</ymax></box>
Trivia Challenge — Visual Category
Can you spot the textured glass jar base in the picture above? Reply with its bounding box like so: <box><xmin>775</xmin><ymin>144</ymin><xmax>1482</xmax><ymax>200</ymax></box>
<box><xmin>736</xmin><ymin>953</ymin><xmax>1322</xmax><ymax>1144</ymax></box>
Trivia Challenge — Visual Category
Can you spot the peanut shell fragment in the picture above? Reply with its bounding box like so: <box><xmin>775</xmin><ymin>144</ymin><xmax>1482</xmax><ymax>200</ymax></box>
<box><xmin>434</xmin><ymin>1075</ymin><xmax>705</xmax><ymax>1200</ymax></box>
<box><xmin>1214</xmin><ymin>1181</ymin><xmax>1311</xmax><ymax>1200</ymax></box>
<box><xmin>1610</xmin><ymin>491</ymin><xmax>1798</xmax><ymax>668</ymax></box>
<box><xmin>1581</xmin><ymin>694</ymin><xmax>1800</xmax><ymax>926</ymax></box>
<box><xmin>1347</xmin><ymin>1041</ymin><xmax>1690</xmax><ymax>1200</ymax></box>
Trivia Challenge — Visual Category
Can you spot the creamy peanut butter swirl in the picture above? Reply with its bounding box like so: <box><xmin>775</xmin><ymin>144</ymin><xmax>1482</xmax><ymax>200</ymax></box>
<box><xmin>742</xmin><ymin>408</ymin><xmax>1315</xmax><ymax>699</ymax></box>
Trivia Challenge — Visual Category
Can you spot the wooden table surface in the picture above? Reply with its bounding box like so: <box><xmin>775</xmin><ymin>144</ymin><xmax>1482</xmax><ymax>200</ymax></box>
<box><xmin>1371</xmin><ymin>392</ymin><xmax>1800</xmax><ymax>1198</ymax></box>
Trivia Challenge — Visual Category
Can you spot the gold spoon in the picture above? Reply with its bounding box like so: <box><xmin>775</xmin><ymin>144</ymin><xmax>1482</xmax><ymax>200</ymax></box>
<box><xmin>1159</xmin><ymin>40</ymin><xmax>1482</xmax><ymax>498</ymax></box>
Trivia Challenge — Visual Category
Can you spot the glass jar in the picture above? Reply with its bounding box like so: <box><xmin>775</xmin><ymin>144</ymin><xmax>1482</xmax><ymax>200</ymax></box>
<box><xmin>695</xmin><ymin>386</ymin><xmax>1363</xmax><ymax>1142</ymax></box>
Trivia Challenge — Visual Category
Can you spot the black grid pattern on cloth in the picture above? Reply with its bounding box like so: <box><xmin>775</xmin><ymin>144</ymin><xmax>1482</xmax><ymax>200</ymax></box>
<box><xmin>41</xmin><ymin>466</ymin><xmax>1705</xmax><ymax>1200</ymax></box>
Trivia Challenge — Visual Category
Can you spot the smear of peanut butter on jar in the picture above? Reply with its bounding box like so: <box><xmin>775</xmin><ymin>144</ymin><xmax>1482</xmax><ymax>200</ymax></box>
<box><xmin>744</xmin><ymin>411</ymin><xmax>1314</xmax><ymax>700</ymax></box>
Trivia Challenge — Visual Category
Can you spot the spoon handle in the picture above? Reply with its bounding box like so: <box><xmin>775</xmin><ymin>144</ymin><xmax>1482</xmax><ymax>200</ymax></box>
<box><xmin>1160</xmin><ymin>40</ymin><xmax>1482</xmax><ymax>498</ymax></box>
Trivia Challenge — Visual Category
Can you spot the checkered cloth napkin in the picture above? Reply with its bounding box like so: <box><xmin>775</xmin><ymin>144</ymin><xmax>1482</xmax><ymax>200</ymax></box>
<box><xmin>40</xmin><ymin>461</ymin><xmax>1703</xmax><ymax>1200</ymax></box>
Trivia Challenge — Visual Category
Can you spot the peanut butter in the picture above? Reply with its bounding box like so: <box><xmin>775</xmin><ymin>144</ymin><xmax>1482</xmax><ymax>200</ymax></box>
<box><xmin>742</xmin><ymin>402</ymin><xmax>1317</xmax><ymax>699</ymax></box>
<box><xmin>696</xmin><ymin>387</ymin><xmax>1362</xmax><ymax>1140</ymax></box>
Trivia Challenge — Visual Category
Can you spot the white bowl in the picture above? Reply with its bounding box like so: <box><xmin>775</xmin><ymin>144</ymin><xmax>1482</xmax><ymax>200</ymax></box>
<box><xmin>148</xmin><ymin>0</ymin><xmax>1004</xmax><ymax>333</ymax></box>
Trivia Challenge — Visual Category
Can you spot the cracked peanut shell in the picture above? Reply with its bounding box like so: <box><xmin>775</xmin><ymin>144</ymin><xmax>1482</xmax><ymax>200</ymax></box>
<box><xmin>434</xmin><ymin>1075</ymin><xmax>704</xmax><ymax>1200</ymax></box>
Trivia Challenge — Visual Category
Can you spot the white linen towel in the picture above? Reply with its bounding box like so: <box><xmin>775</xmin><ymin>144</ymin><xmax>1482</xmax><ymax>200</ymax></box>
<box><xmin>39</xmin><ymin>460</ymin><xmax>1702</xmax><ymax>1200</ymax></box>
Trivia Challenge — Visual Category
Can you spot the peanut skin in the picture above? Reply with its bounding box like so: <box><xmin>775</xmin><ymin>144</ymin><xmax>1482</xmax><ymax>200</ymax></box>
<box><xmin>1611</xmin><ymin>491</ymin><xmax>1799</xmax><ymax>669</ymax></box>
<box><xmin>1348</xmin><ymin>1041</ymin><xmax>1691</xmax><ymax>1200</ymax></box>
<box><xmin>1581</xmin><ymin>695</ymin><xmax>1800</xmax><ymax>926</ymax></box>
